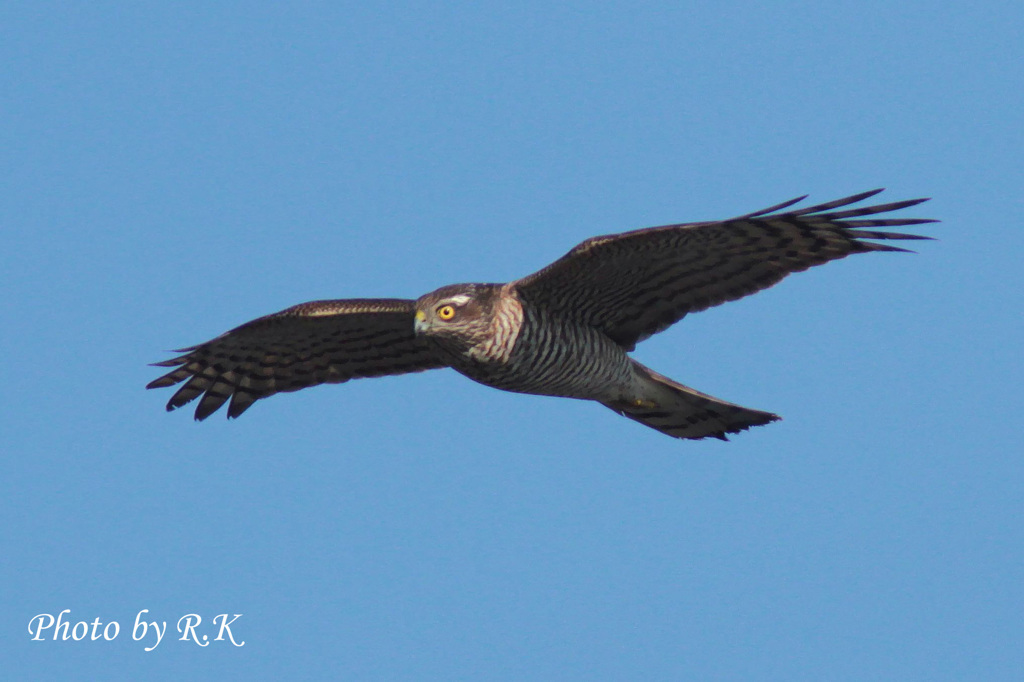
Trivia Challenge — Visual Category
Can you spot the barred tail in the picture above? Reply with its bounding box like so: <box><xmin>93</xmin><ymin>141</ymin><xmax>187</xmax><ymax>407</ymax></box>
<box><xmin>603</xmin><ymin>363</ymin><xmax>780</xmax><ymax>441</ymax></box>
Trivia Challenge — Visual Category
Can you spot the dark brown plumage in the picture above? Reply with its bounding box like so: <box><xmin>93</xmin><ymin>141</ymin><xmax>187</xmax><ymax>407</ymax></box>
<box><xmin>148</xmin><ymin>189</ymin><xmax>935</xmax><ymax>440</ymax></box>
<box><xmin>148</xmin><ymin>299</ymin><xmax>444</xmax><ymax>420</ymax></box>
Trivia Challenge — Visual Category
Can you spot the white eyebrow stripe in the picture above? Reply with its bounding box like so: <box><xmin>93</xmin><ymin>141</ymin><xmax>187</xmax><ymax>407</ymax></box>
<box><xmin>446</xmin><ymin>294</ymin><xmax>473</xmax><ymax>306</ymax></box>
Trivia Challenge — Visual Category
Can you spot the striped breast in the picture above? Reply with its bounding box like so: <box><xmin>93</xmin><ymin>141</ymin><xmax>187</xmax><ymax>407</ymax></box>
<box><xmin>456</xmin><ymin>299</ymin><xmax>637</xmax><ymax>401</ymax></box>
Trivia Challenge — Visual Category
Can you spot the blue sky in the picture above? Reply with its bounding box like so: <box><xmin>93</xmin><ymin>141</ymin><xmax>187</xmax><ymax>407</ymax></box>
<box><xmin>2</xmin><ymin>1</ymin><xmax>1021</xmax><ymax>679</ymax></box>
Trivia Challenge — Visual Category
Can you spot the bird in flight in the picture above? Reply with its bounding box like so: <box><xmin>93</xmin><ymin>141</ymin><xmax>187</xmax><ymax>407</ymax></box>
<box><xmin>148</xmin><ymin>189</ymin><xmax>934</xmax><ymax>440</ymax></box>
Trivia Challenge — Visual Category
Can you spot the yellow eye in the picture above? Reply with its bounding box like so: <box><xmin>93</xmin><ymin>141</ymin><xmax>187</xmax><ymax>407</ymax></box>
<box><xmin>437</xmin><ymin>305</ymin><xmax>456</xmax><ymax>321</ymax></box>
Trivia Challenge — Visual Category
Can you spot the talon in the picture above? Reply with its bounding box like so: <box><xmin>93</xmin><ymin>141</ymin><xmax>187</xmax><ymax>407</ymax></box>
<box><xmin>632</xmin><ymin>398</ymin><xmax>658</xmax><ymax>408</ymax></box>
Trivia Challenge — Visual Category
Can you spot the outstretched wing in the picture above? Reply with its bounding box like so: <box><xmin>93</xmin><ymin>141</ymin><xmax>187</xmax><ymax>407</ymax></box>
<box><xmin>513</xmin><ymin>189</ymin><xmax>936</xmax><ymax>350</ymax></box>
<box><xmin>147</xmin><ymin>298</ymin><xmax>445</xmax><ymax>420</ymax></box>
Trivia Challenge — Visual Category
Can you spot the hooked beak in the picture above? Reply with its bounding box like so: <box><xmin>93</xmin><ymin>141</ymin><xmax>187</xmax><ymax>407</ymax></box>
<box><xmin>413</xmin><ymin>309</ymin><xmax>427</xmax><ymax>335</ymax></box>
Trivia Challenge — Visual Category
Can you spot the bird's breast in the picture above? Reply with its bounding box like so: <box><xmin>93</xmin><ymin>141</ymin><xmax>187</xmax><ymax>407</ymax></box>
<box><xmin>452</xmin><ymin>303</ymin><xmax>635</xmax><ymax>401</ymax></box>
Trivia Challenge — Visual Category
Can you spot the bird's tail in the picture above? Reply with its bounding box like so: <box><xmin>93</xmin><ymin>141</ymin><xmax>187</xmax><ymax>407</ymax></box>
<box><xmin>602</xmin><ymin>363</ymin><xmax>780</xmax><ymax>441</ymax></box>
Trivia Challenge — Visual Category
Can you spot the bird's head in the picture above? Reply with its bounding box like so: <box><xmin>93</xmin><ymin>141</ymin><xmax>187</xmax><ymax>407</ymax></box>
<box><xmin>414</xmin><ymin>283</ymin><xmax>501</xmax><ymax>352</ymax></box>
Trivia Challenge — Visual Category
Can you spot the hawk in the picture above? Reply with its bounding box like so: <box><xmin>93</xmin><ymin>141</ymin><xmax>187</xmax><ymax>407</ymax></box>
<box><xmin>148</xmin><ymin>189</ymin><xmax>934</xmax><ymax>440</ymax></box>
